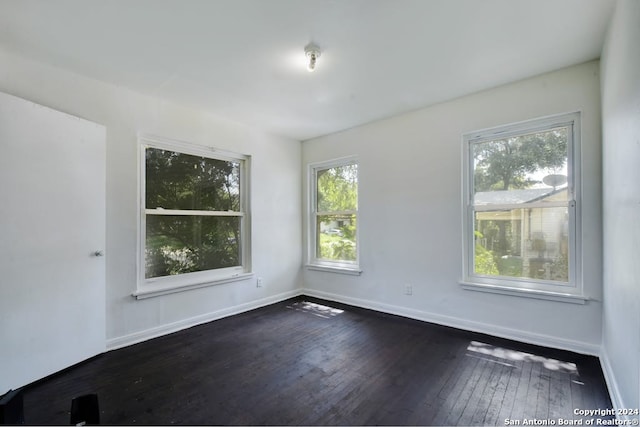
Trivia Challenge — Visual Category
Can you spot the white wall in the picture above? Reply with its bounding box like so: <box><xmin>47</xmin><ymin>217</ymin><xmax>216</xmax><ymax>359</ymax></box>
<box><xmin>600</xmin><ymin>0</ymin><xmax>640</xmax><ymax>414</ymax></box>
<box><xmin>0</xmin><ymin>48</ymin><xmax>302</xmax><ymax>350</ymax></box>
<box><xmin>302</xmin><ymin>61</ymin><xmax>603</xmax><ymax>355</ymax></box>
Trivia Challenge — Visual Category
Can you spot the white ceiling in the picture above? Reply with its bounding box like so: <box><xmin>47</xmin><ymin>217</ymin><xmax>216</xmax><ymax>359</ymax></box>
<box><xmin>0</xmin><ymin>0</ymin><xmax>615</xmax><ymax>141</ymax></box>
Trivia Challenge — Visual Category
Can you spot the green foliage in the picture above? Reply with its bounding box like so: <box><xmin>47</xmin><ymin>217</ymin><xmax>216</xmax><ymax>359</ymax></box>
<box><xmin>496</xmin><ymin>256</ymin><xmax>523</xmax><ymax>277</ymax></box>
<box><xmin>144</xmin><ymin>148</ymin><xmax>242</xmax><ymax>279</ymax></box>
<box><xmin>317</xmin><ymin>164</ymin><xmax>357</xmax><ymax>212</ymax></box>
<box><xmin>550</xmin><ymin>252</ymin><xmax>569</xmax><ymax>282</ymax></box>
<box><xmin>341</xmin><ymin>221</ymin><xmax>356</xmax><ymax>241</ymax></box>
<box><xmin>317</xmin><ymin>216</ymin><xmax>357</xmax><ymax>262</ymax></box>
<box><xmin>473</xmin><ymin>128</ymin><xmax>567</xmax><ymax>191</ymax></box>
<box><xmin>474</xmin><ymin>231</ymin><xmax>499</xmax><ymax>275</ymax></box>
<box><xmin>318</xmin><ymin>233</ymin><xmax>356</xmax><ymax>262</ymax></box>
<box><xmin>146</xmin><ymin>147</ymin><xmax>240</xmax><ymax>210</ymax></box>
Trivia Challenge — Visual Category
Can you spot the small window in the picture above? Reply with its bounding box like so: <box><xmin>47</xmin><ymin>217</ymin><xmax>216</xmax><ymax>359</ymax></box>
<box><xmin>462</xmin><ymin>113</ymin><xmax>582</xmax><ymax>297</ymax></box>
<box><xmin>308</xmin><ymin>157</ymin><xmax>360</xmax><ymax>274</ymax></box>
<box><xmin>137</xmin><ymin>136</ymin><xmax>251</xmax><ymax>297</ymax></box>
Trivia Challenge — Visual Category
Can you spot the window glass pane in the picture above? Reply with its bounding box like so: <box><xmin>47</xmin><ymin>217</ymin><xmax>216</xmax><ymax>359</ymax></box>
<box><xmin>146</xmin><ymin>147</ymin><xmax>240</xmax><ymax>211</ymax></box>
<box><xmin>316</xmin><ymin>214</ymin><xmax>357</xmax><ymax>262</ymax></box>
<box><xmin>316</xmin><ymin>164</ymin><xmax>358</xmax><ymax>212</ymax></box>
<box><xmin>474</xmin><ymin>207</ymin><xmax>569</xmax><ymax>282</ymax></box>
<box><xmin>472</xmin><ymin>127</ymin><xmax>568</xmax><ymax>202</ymax></box>
<box><xmin>145</xmin><ymin>215</ymin><xmax>241</xmax><ymax>278</ymax></box>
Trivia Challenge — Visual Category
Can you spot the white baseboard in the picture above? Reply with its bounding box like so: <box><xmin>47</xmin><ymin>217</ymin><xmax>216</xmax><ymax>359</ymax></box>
<box><xmin>301</xmin><ymin>288</ymin><xmax>601</xmax><ymax>356</ymax></box>
<box><xmin>106</xmin><ymin>286</ymin><xmax>600</xmax><ymax>356</ymax></box>
<box><xmin>599</xmin><ymin>348</ymin><xmax>631</xmax><ymax>419</ymax></box>
<box><xmin>106</xmin><ymin>289</ymin><xmax>302</xmax><ymax>351</ymax></box>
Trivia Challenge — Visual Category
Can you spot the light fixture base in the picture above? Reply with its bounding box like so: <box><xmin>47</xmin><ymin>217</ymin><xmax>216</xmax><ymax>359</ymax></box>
<box><xmin>304</xmin><ymin>43</ymin><xmax>321</xmax><ymax>58</ymax></box>
<box><xmin>304</xmin><ymin>43</ymin><xmax>321</xmax><ymax>72</ymax></box>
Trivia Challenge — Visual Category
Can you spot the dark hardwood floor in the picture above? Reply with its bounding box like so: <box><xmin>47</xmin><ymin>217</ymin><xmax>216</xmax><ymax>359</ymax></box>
<box><xmin>21</xmin><ymin>296</ymin><xmax>613</xmax><ymax>425</ymax></box>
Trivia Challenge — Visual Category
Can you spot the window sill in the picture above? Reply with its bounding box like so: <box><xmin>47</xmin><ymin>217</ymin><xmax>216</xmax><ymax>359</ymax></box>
<box><xmin>306</xmin><ymin>264</ymin><xmax>362</xmax><ymax>276</ymax></box>
<box><xmin>459</xmin><ymin>281</ymin><xmax>589</xmax><ymax>304</ymax></box>
<box><xmin>133</xmin><ymin>272</ymin><xmax>254</xmax><ymax>300</ymax></box>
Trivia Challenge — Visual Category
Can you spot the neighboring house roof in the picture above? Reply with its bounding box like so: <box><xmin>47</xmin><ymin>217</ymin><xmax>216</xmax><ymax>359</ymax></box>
<box><xmin>474</xmin><ymin>187</ymin><xmax>566</xmax><ymax>205</ymax></box>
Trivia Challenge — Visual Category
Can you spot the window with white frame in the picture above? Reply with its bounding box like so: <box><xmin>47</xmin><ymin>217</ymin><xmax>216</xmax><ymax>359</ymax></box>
<box><xmin>308</xmin><ymin>158</ymin><xmax>360</xmax><ymax>273</ymax></box>
<box><xmin>137</xmin><ymin>136</ymin><xmax>251</xmax><ymax>297</ymax></box>
<box><xmin>462</xmin><ymin>113</ymin><xmax>582</xmax><ymax>298</ymax></box>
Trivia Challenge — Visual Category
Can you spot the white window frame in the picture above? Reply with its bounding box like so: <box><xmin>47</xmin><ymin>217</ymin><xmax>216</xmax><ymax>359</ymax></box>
<box><xmin>134</xmin><ymin>135</ymin><xmax>252</xmax><ymax>299</ymax></box>
<box><xmin>307</xmin><ymin>156</ymin><xmax>361</xmax><ymax>275</ymax></box>
<box><xmin>461</xmin><ymin>113</ymin><xmax>587</xmax><ymax>304</ymax></box>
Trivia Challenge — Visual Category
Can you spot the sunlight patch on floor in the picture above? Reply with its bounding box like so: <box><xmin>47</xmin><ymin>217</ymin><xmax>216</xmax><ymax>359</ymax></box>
<box><xmin>466</xmin><ymin>341</ymin><xmax>578</xmax><ymax>374</ymax></box>
<box><xmin>286</xmin><ymin>301</ymin><xmax>345</xmax><ymax>318</ymax></box>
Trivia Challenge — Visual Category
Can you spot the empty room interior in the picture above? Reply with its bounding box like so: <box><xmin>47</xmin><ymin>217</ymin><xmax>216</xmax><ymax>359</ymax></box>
<box><xmin>0</xmin><ymin>0</ymin><xmax>639</xmax><ymax>425</ymax></box>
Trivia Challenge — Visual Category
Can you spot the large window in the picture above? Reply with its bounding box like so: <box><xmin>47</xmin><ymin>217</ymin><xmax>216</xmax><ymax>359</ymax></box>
<box><xmin>137</xmin><ymin>136</ymin><xmax>251</xmax><ymax>297</ymax></box>
<box><xmin>462</xmin><ymin>113</ymin><xmax>582</xmax><ymax>299</ymax></box>
<box><xmin>308</xmin><ymin>157</ymin><xmax>360</xmax><ymax>274</ymax></box>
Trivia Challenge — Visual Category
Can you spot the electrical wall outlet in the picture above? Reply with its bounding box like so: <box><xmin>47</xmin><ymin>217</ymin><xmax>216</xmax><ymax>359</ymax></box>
<box><xmin>404</xmin><ymin>284</ymin><xmax>412</xmax><ymax>295</ymax></box>
<box><xmin>257</xmin><ymin>277</ymin><xmax>263</xmax><ymax>287</ymax></box>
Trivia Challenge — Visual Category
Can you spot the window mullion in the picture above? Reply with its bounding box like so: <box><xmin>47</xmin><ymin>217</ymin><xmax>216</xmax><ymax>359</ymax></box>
<box><xmin>145</xmin><ymin>209</ymin><xmax>244</xmax><ymax>217</ymax></box>
<box><xmin>473</xmin><ymin>201</ymin><xmax>569</xmax><ymax>211</ymax></box>
<box><xmin>315</xmin><ymin>209</ymin><xmax>357</xmax><ymax>216</ymax></box>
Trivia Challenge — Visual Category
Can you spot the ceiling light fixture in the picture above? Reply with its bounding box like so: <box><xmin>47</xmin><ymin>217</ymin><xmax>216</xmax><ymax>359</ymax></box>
<box><xmin>304</xmin><ymin>43</ymin><xmax>321</xmax><ymax>72</ymax></box>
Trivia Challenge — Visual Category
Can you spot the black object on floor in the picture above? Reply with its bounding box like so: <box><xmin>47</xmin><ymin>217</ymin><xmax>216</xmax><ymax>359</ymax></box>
<box><xmin>69</xmin><ymin>393</ymin><xmax>99</xmax><ymax>425</ymax></box>
<box><xmin>0</xmin><ymin>388</ymin><xmax>24</xmax><ymax>425</ymax></box>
